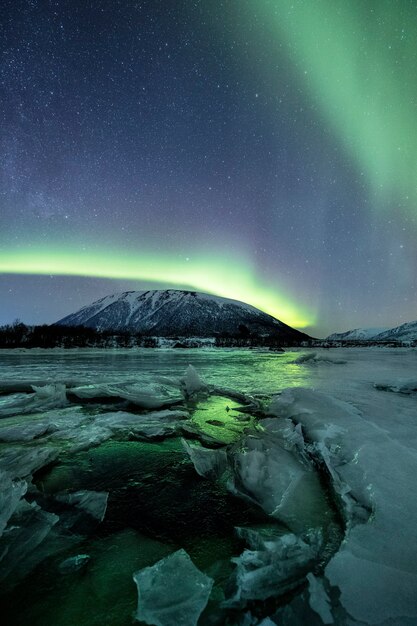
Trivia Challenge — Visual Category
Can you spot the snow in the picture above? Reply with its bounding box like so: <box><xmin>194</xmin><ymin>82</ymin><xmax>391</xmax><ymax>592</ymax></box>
<box><xmin>375</xmin><ymin>320</ymin><xmax>417</xmax><ymax>342</ymax></box>
<box><xmin>327</xmin><ymin>321</ymin><xmax>417</xmax><ymax>342</ymax></box>
<box><xmin>56</xmin><ymin>288</ymin><xmax>291</xmax><ymax>339</ymax></box>
<box><xmin>133</xmin><ymin>549</ymin><xmax>214</xmax><ymax>626</ymax></box>
<box><xmin>326</xmin><ymin>327</ymin><xmax>389</xmax><ymax>341</ymax></box>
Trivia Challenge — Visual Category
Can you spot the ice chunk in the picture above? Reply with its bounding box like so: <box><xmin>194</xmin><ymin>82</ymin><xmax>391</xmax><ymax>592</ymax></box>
<box><xmin>181</xmin><ymin>439</ymin><xmax>227</xmax><ymax>478</ymax></box>
<box><xmin>0</xmin><ymin>384</ymin><xmax>68</xmax><ymax>418</ymax></box>
<box><xmin>94</xmin><ymin>409</ymin><xmax>189</xmax><ymax>440</ymax></box>
<box><xmin>268</xmin><ymin>389</ymin><xmax>367</xmax><ymax>523</ymax></box>
<box><xmin>133</xmin><ymin>548</ymin><xmax>213</xmax><ymax>626</ymax></box>
<box><xmin>228</xmin><ymin>421</ymin><xmax>330</xmax><ymax>534</ymax></box>
<box><xmin>0</xmin><ymin>421</ymin><xmax>53</xmax><ymax>443</ymax></box>
<box><xmin>292</xmin><ymin>352</ymin><xmax>346</xmax><ymax>365</ymax></box>
<box><xmin>70</xmin><ymin>382</ymin><xmax>182</xmax><ymax>409</ymax></box>
<box><xmin>59</xmin><ymin>553</ymin><xmax>90</xmax><ymax>574</ymax></box>
<box><xmin>47</xmin><ymin>408</ymin><xmax>189</xmax><ymax>450</ymax></box>
<box><xmin>48</xmin><ymin>422</ymin><xmax>114</xmax><ymax>452</ymax></box>
<box><xmin>0</xmin><ymin>380</ymin><xmax>83</xmax><ymax>394</ymax></box>
<box><xmin>225</xmin><ymin>529</ymin><xmax>321</xmax><ymax>606</ymax></box>
<box><xmin>181</xmin><ymin>365</ymin><xmax>207</xmax><ymax>397</ymax></box>
<box><xmin>0</xmin><ymin>499</ymin><xmax>59</xmax><ymax>582</ymax></box>
<box><xmin>56</xmin><ymin>490</ymin><xmax>108</xmax><ymax>521</ymax></box>
<box><xmin>374</xmin><ymin>378</ymin><xmax>417</xmax><ymax>394</ymax></box>
<box><xmin>307</xmin><ymin>573</ymin><xmax>333</xmax><ymax>624</ymax></box>
<box><xmin>293</xmin><ymin>352</ymin><xmax>318</xmax><ymax>364</ymax></box>
<box><xmin>0</xmin><ymin>471</ymin><xmax>27</xmax><ymax>537</ymax></box>
<box><xmin>0</xmin><ymin>445</ymin><xmax>59</xmax><ymax>479</ymax></box>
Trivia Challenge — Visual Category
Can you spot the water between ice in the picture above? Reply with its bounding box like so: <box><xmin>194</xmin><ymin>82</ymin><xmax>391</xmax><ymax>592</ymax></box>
<box><xmin>0</xmin><ymin>347</ymin><xmax>416</xmax><ymax>625</ymax></box>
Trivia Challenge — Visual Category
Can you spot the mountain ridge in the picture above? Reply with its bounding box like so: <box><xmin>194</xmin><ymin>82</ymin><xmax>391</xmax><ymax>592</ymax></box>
<box><xmin>57</xmin><ymin>289</ymin><xmax>311</xmax><ymax>344</ymax></box>
<box><xmin>327</xmin><ymin>321</ymin><xmax>417</xmax><ymax>343</ymax></box>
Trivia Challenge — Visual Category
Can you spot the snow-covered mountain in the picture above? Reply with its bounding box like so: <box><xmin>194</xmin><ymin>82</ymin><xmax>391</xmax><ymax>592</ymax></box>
<box><xmin>326</xmin><ymin>327</ymin><xmax>390</xmax><ymax>341</ymax></box>
<box><xmin>327</xmin><ymin>321</ymin><xmax>417</xmax><ymax>343</ymax></box>
<box><xmin>373</xmin><ymin>320</ymin><xmax>417</xmax><ymax>342</ymax></box>
<box><xmin>57</xmin><ymin>289</ymin><xmax>310</xmax><ymax>343</ymax></box>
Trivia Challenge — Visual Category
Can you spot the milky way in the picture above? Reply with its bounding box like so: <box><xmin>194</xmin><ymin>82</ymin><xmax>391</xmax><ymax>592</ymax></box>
<box><xmin>1</xmin><ymin>1</ymin><xmax>416</xmax><ymax>335</ymax></box>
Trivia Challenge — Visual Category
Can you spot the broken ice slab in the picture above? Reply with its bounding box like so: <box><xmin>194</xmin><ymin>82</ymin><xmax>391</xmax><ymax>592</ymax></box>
<box><xmin>181</xmin><ymin>438</ymin><xmax>228</xmax><ymax>478</ymax></box>
<box><xmin>48</xmin><ymin>422</ymin><xmax>114</xmax><ymax>453</ymax></box>
<box><xmin>0</xmin><ymin>499</ymin><xmax>59</xmax><ymax>582</ymax></box>
<box><xmin>0</xmin><ymin>407</ymin><xmax>88</xmax><ymax>444</ymax></box>
<box><xmin>307</xmin><ymin>573</ymin><xmax>334</xmax><ymax>624</ymax></box>
<box><xmin>374</xmin><ymin>378</ymin><xmax>417</xmax><ymax>394</ymax></box>
<box><xmin>93</xmin><ymin>408</ymin><xmax>190</xmax><ymax>440</ymax></box>
<box><xmin>228</xmin><ymin>420</ymin><xmax>331</xmax><ymax>534</ymax></box>
<box><xmin>0</xmin><ymin>384</ymin><xmax>68</xmax><ymax>418</ymax></box>
<box><xmin>0</xmin><ymin>444</ymin><xmax>60</xmax><ymax>479</ymax></box>
<box><xmin>56</xmin><ymin>490</ymin><xmax>108</xmax><ymax>522</ymax></box>
<box><xmin>0</xmin><ymin>470</ymin><xmax>27</xmax><ymax>537</ymax></box>
<box><xmin>69</xmin><ymin>382</ymin><xmax>183</xmax><ymax>408</ymax></box>
<box><xmin>0</xmin><ymin>421</ymin><xmax>54</xmax><ymax>443</ymax></box>
<box><xmin>133</xmin><ymin>548</ymin><xmax>214</xmax><ymax>626</ymax></box>
<box><xmin>292</xmin><ymin>352</ymin><xmax>346</xmax><ymax>365</ymax></box>
<box><xmin>180</xmin><ymin>365</ymin><xmax>208</xmax><ymax>397</ymax></box>
<box><xmin>224</xmin><ymin>529</ymin><xmax>321</xmax><ymax>606</ymax></box>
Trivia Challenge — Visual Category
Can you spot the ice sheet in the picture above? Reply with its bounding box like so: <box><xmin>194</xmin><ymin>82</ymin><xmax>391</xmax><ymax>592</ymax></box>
<box><xmin>270</xmin><ymin>387</ymin><xmax>417</xmax><ymax>624</ymax></box>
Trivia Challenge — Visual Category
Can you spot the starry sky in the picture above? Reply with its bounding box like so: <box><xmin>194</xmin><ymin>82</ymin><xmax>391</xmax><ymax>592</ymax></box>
<box><xmin>1</xmin><ymin>0</ymin><xmax>416</xmax><ymax>337</ymax></box>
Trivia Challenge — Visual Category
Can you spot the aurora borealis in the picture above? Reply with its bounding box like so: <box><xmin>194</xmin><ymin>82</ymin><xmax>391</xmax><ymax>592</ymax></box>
<box><xmin>1</xmin><ymin>1</ymin><xmax>417</xmax><ymax>336</ymax></box>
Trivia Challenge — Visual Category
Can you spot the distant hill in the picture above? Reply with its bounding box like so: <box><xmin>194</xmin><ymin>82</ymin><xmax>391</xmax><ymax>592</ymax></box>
<box><xmin>57</xmin><ymin>289</ymin><xmax>311</xmax><ymax>345</ymax></box>
<box><xmin>327</xmin><ymin>321</ymin><xmax>417</xmax><ymax>343</ymax></box>
<box><xmin>373</xmin><ymin>321</ymin><xmax>417</xmax><ymax>343</ymax></box>
<box><xmin>326</xmin><ymin>327</ymin><xmax>390</xmax><ymax>341</ymax></box>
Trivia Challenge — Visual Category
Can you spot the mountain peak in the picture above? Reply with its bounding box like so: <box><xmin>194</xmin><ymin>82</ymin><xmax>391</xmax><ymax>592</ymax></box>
<box><xmin>57</xmin><ymin>289</ymin><xmax>310</xmax><ymax>344</ymax></box>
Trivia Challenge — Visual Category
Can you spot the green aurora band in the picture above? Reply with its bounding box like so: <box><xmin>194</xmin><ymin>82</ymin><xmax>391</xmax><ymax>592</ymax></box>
<box><xmin>259</xmin><ymin>0</ymin><xmax>417</xmax><ymax>213</ymax></box>
<box><xmin>0</xmin><ymin>249</ymin><xmax>314</xmax><ymax>328</ymax></box>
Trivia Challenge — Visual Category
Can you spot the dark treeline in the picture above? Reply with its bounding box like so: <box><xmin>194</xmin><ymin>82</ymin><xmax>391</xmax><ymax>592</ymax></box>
<box><xmin>0</xmin><ymin>321</ymin><xmax>143</xmax><ymax>349</ymax></box>
<box><xmin>0</xmin><ymin>320</ymin><xmax>301</xmax><ymax>349</ymax></box>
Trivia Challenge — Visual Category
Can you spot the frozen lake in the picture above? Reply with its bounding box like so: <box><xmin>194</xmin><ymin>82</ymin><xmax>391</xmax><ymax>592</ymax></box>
<box><xmin>0</xmin><ymin>347</ymin><xmax>416</xmax><ymax>625</ymax></box>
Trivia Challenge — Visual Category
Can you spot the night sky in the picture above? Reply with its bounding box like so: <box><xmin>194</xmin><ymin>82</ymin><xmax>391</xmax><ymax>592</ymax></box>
<box><xmin>1</xmin><ymin>0</ymin><xmax>416</xmax><ymax>337</ymax></box>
